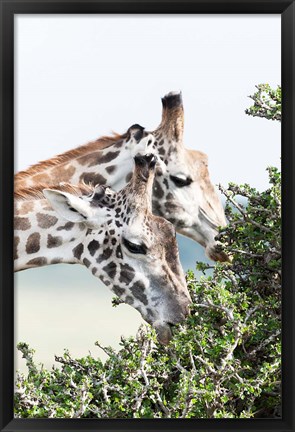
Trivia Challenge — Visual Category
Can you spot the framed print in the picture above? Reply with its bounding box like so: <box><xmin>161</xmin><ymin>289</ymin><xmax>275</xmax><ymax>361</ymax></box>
<box><xmin>1</xmin><ymin>1</ymin><xmax>294</xmax><ymax>432</ymax></box>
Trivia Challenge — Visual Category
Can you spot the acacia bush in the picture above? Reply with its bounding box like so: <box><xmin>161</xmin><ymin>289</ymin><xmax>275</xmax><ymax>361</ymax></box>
<box><xmin>14</xmin><ymin>85</ymin><xmax>281</xmax><ymax>419</ymax></box>
<box><xmin>245</xmin><ymin>83</ymin><xmax>281</xmax><ymax>121</ymax></box>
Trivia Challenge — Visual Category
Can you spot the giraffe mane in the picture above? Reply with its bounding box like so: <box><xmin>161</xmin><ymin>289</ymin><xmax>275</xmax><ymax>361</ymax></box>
<box><xmin>15</xmin><ymin>132</ymin><xmax>126</xmax><ymax>181</ymax></box>
<box><xmin>14</xmin><ymin>182</ymin><xmax>96</xmax><ymax>201</ymax></box>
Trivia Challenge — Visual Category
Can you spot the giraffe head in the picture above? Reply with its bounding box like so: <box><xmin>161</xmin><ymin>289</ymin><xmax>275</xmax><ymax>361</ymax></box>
<box><xmin>14</xmin><ymin>91</ymin><xmax>228</xmax><ymax>262</ymax></box>
<box><xmin>151</xmin><ymin>91</ymin><xmax>228</xmax><ymax>262</ymax></box>
<box><xmin>44</xmin><ymin>154</ymin><xmax>191</xmax><ymax>345</ymax></box>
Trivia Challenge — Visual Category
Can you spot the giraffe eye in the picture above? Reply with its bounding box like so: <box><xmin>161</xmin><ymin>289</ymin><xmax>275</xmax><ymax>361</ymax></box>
<box><xmin>170</xmin><ymin>175</ymin><xmax>193</xmax><ymax>187</ymax></box>
<box><xmin>122</xmin><ymin>238</ymin><xmax>147</xmax><ymax>255</ymax></box>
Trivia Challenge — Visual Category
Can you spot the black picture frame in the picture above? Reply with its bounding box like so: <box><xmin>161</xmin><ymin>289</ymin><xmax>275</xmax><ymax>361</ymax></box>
<box><xmin>0</xmin><ymin>1</ymin><xmax>294</xmax><ymax>431</ymax></box>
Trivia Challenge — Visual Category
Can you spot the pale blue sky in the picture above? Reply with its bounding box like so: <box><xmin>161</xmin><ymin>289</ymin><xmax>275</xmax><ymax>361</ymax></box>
<box><xmin>14</xmin><ymin>14</ymin><xmax>281</xmax><ymax>372</ymax></box>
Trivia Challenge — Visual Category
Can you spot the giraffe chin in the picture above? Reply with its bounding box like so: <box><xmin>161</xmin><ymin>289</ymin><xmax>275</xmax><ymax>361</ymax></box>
<box><xmin>154</xmin><ymin>322</ymin><xmax>173</xmax><ymax>345</ymax></box>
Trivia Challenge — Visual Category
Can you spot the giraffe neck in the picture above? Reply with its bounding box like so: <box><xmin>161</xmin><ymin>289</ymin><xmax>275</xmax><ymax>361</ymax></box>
<box><xmin>14</xmin><ymin>198</ymin><xmax>90</xmax><ymax>271</ymax></box>
<box><xmin>14</xmin><ymin>129</ymin><xmax>172</xmax><ymax>192</ymax></box>
<box><xmin>16</xmin><ymin>129</ymin><xmax>149</xmax><ymax>189</ymax></box>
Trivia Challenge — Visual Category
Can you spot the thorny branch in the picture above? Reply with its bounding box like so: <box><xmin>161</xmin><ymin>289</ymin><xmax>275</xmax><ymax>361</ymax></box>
<box><xmin>15</xmin><ymin>152</ymin><xmax>281</xmax><ymax>419</ymax></box>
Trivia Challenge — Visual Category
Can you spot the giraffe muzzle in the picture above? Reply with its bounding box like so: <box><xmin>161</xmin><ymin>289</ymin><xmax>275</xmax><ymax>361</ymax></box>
<box><xmin>154</xmin><ymin>322</ymin><xmax>173</xmax><ymax>345</ymax></box>
<box><xmin>153</xmin><ymin>299</ymin><xmax>191</xmax><ymax>345</ymax></box>
<box><xmin>206</xmin><ymin>244</ymin><xmax>230</xmax><ymax>263</ymax></box>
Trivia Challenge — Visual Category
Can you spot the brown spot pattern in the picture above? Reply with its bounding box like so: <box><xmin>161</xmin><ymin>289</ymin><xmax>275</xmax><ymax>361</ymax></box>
<box><xmin>98</xmin><ymin>151</ymin><xmax>120</xmax><ymax>165</ymax></box>
<box><xmin>97</xmin><ymin>247</ymin><xmax>113</xmax><ymax>263</ymax></box>
<box><xmin>73</xmin><ymin>243</ymin><xmax>84</xmax><ymax>260</ymax></box>
<box><xmin>47</xmin><ymin>234</ymin><xmax>63</xmax><ymax>248</ymax></box>
<box><xmin>17</xmin><ymin>202</ymin><xmax>35</xmax><ymax>216</ymax></box>
<box><xmin>102</xmin><ymin>262</ymin><xmax>117</xmax><ymax>279</ymax></box>
<box><xmin>42</xmin><ymin>205</ymin><xmax>54</xmax><ymax>211</ymax></box>
<box><xmin>92</xmin><ymin>267</ymin><xmax>98</xmax><ymax>275</ymax></box>
<box><xmin>57</xmin><ymin>222</ymin><xmax>75</xmax><ymax>231</ymax></box>
<box><xmin>51</xmin><ymin>165</ymin><xmax>76</xmax><ymax>183</ymax></box>
<box><xmin>14</xmin><ymin>236</ymin><xmax>20</xmax><ymax>260</ymax></box>
<box><xmin>153</xmin><ymin>181</ymin><xmax>164</xmax><ymax>199</ymax></box>
<box><xmin>80</xmin><ymin>150</ymin><xmax>120</xmax><ymax>167</ymax></box>
<box><xmin>14</xmin><ymin>217</ymin><xmax>31</xmax><ymax>231</ymax></box>
<box><xmin>147</xmin><ymin>308</ymin><xmax>155</xmax><ymax>318</ymax></box>
<box><xmin>26</xmin><ymin>233</ymin><xmax>41</xmax><ymax>254</ymax></box>
<box><xmin>37</xmin><ymin>213</ymin><xmax>58</xmax><ymax>229</ymax></box>
<box><xmin>130</xmin><ymin>281</ymin><xmax>148</xmax><ymax>305</ymax></box>
<box><xmin>116</xmin><ymin>245</ymin><xmax>122</xmax><ymax>258</ymax></box>
<box><xmin>51</xmin><ymin>258</ymin><xmax>63</xmax><ymax>264</ymax></box>
<box><xmin>125</xmin><ymin>295</ymin><xmax>134</xmax><ymax>305</ymax></box>
<box><xmin>87</xmin><ymin>239</ymin><xmax>100</xmax><ymax>256</ymax></box>
<box><xmin>113</xmin><ymin>285</ymin><xmax>125</xmax><ymax>296</ymax></box>
<box><xmin>83</xmin><ymin>257</ymin><xmax>91</xmax><ymax>268</ymax></box>
<box><xmin>80</xmin><ymin>172</ymin><xmax>107</xmax><ymax>185</ymax></box>
<box><xmin>26</xmin><ymin>257</ymin><xmax>47</xmax><ymax>267</ymax></box>
<box><xmin>119</xmin><ymin>263</ymin><xmax>135</xmax><ymax>284</ymax></box>
<box><xmin>78</xmin><ymin>152</ymin><xmax>101</xmax><ymax>166</ymax></box>
<box><xmin>106</xmin><ymin>165</ymin><xmax>117</xmax><ymax>174</ymax></box>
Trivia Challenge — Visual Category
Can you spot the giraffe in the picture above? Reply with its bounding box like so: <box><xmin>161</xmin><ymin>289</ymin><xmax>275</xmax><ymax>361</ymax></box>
<box><xmin>15</xmin><ymin>91</ymin><xmax>228</xmax><ymax>262</ymax></box>
<box><xmin>14</xmin><ymin>153</ymin><xmax>192</xmax><ymax>345</ymax></box>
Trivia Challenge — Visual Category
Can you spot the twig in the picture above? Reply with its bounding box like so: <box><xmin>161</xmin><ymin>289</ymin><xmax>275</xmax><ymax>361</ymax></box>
<box><xmin>195</xmin><ymin>300</ymin><xmax>234</xmax><ymax>321</ymax></box>
<box><xmin>219</xmin><ymin>186</ymin><xmax>273</xmax><ymax>233</ymax></box>
<box><xmin>247</xmin><ymin>330</ymin><xmax>281</xmax><ymax>358</ymax></box>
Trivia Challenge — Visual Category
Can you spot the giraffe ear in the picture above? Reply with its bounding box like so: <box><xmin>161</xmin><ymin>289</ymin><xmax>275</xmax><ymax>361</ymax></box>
<box><xmin>43</xmin><ymin>189</ymin><xmax>93</xmax><ymax>223</ymax></box>
<box><xmin>126</xmin><ymin>124</ymin><xmax>145</xmax><ymax>143</ymax></box>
